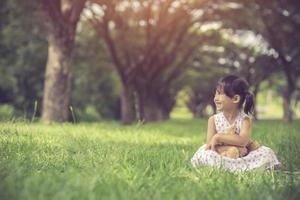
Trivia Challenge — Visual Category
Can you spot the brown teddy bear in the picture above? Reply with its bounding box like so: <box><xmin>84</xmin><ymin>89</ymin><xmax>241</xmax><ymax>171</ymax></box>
<box><xmin>216</xmin><ymin>126</ymin><xmax>261</xmax><ymax>159</ymax></box>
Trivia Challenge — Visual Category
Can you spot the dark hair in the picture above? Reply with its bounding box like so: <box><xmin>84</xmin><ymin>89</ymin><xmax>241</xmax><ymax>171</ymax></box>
<box><xmin>216</xmin><ymin>75</ymin><xmax>254</xmax><ymax>115</ymax></box>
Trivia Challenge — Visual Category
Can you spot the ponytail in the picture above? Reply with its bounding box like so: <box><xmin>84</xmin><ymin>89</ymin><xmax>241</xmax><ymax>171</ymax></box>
<box><xmin>244</xmin><ymin>92</ymin><xmax>254</xmax><ymax>115</ymax></box>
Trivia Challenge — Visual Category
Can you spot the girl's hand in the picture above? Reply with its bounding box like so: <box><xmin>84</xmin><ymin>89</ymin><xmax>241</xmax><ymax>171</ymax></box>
<box><xmin>205</xmin><ymin>142</ymin><xmax>212</xmax><ymax>150</ymax></box>
<box><xmin>205</xmin><ymin>135</ymin><xmax>220</xmax><ymax>151</ymax></box>
<box><xmin>210</xmin><ymin>135</ymin><xmax>220</xmax><ymax>151</ymax></box>
<box><xmin>238</xmin><ymin>147</ymin><xmax>248</xmax><ymax>157</ymax></box>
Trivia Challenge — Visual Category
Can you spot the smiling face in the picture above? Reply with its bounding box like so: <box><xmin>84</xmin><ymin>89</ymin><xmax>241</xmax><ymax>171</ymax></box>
<box><xmin>214</xmin><ymin>86</ymin><xmax>240</xmax><ymax>112</ymax></box>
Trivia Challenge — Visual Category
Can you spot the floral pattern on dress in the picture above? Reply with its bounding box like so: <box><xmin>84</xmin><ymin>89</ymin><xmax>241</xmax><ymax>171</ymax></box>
<box><xmin>190</xmin><ymin>111</ymin><xmax>281</xmax><ymax>172</ymax></box>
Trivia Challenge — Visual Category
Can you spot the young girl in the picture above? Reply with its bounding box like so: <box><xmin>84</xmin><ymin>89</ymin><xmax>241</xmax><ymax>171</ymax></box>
<box><xmin>191</xmin><ymin>75</ymin><xmax>281</xmax><ymax>172</ymax></box>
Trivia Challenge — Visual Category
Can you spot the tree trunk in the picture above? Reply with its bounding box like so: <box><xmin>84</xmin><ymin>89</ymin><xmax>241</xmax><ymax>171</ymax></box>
<box><xmin>120</xmin><ymin>83</ymin><xmax>136</xmax><ymax>124</ymax></box>
<box><xmin>159</xmin><ymin>93</ymin><xmax>175</xmax><ymax>120</ymax></box>
<box><xmin>187</xmin><ymin>100</ymin><xmax>206</xmax><ymax>118</ymax></box>
<box><xmin>197</xmin><ymin>103</ymin><xmax>208</xmax><ymax>118</ymax></box>
<box><xmin>252</xmin><ymin>84</ymin><xmax>259</xmax><ymax>121</ymax></box>
<box><xmin>137</xmin><ymin>89</ymin><xmax>171</xmax><ymax>122</ymax></box>
<box><xmin>41</xmin><ymin>0</ymin><xmax>85</xmax><ymax>123</ymax></box>
<box><xmin>142</xmin><ymin>100</ymin><xmax>164</xmax><ymax>122</ymax></box>
<box><xmin>42</xmin><ymin>34</ymin><xmax>72</xmax><ymax>122</ymax></box>
<box><xmin>282</xmin><ymin>90</ymin><xmax>293</xmax><ymax>123</ymax></box>
<box><xmin>161</xmin><ymin>107</ymin><xmax>171</xmax><ymax>120</ymax></box>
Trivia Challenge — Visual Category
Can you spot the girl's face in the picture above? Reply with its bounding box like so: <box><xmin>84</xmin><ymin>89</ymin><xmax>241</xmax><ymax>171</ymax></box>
<box><xmin>214</xmin><ymin>88</ymin><xmax>240</xmax><ymax>112</ymax></box>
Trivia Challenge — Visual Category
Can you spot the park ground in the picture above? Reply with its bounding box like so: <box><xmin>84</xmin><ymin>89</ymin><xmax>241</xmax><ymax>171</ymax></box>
<box><xmin>0</xmin><ymin>118</ymin><xmax>300</xmax><ymax>200</ymax></box>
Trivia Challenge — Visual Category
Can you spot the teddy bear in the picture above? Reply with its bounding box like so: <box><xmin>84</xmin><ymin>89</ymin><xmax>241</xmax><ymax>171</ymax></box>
<box><xmin>216</xmin><ymin>126</ymin><xmax>261</xmax><ymax>159</ymax></box>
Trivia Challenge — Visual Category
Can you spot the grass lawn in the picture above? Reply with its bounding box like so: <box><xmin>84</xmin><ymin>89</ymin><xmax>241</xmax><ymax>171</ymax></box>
<box><xmin>0</xmin><ymin>119</ymin><xmax>300</xmax><ymax>200</ymax></box>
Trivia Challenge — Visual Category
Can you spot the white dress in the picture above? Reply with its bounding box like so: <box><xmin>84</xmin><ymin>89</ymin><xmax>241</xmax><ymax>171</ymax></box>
<box><xmin>191</xmin><ymin>112</ymin><xmax>282</xmax><ymax>172</ymax></box>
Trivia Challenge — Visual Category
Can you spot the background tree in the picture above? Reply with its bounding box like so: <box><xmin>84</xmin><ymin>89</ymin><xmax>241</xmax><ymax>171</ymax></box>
<box><xmin>218</xmin><ymin>0</ymin><xmax>300</xmax><ymax>122</ymax></box>
<box><xmin>84</xmin><ymin>0</ymin><xmax>226</xmax><ymax>123</ymax></box>
<box><xmin>72</xmin><ymin>21</ymin><xmax>121</xmax><ymax>120</ymax></box>
<box><xmin>254</xmin><ymin>0</ymin><xmax>300</xmax><ymax>123</ymax></box>
<box><xmin>0</xmin><ymin>0</ymin><xmax>47</xmax><ymax>117</ymax></box>
<box><xmin>0</xmin><ymin>0</ymin><xmax>120</xmax><ymax>121</ymax></box>
<box><xmin>0</xmin><ymin>0</ymin><xmax>298</xmax><ymax>122</ymax></box>
<box><xmin>184</xmin><ymin>25</ymin><xmax>279</xmax><ymax>119</ymax></box>
<box><xmin>41</xmin><ymin>0</ymin><xmax>86</xmax><ymax>123</ymax></box>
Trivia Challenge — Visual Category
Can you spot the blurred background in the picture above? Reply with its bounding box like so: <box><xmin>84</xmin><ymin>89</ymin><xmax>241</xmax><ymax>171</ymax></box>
<box><xmin>0</xmin><ymin>0</ymin><xmax>299</xmax><ymax>123</ymax></box>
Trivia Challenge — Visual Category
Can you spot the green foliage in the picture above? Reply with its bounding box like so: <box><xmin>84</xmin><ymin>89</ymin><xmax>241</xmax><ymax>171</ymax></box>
<box><xmin>0</xmin><ymin>0</ymin><xmax>298</xmax><ymax>122</ymax></box>
<box><xmin>0</xmin><ymin>0</ymin><xmax>47</xmax><ymax>114</ymax></box>
<box><xmin>0</xmin><ymin>104</ymin><xmax>14</xmax><ymax>121</ymax></box>
<box><xmin>72</xmin><ymin>22</ymin><xmax>121</xmax><ymax>120</ymax></box>
<box><xmin>0</xmin><ymin>1</ymin><xmax>120</xmax><ymax>121</ymax></box>
<box><xmin>0</xmin><ymin>119</ymin><xmax>299</xmax><ymax>199</ymax></box>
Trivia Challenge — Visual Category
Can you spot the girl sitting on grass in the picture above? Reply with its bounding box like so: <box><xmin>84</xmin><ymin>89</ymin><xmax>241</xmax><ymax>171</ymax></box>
<box><xmin>191</xmin><ymin>75</ymin><xmax>281</xmax><ymax>172</ymax></box>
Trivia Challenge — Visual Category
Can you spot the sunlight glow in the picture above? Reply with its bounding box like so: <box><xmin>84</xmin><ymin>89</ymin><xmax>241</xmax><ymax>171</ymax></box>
<box><xmin>83</xmin><ymin>3</ymin><xmax>105</xmax><ymax>19</ymax></box>
<box><xmin>199</xmin><ymin>22</ymin><xmax>222</xmax><ymax>32</ymax></box>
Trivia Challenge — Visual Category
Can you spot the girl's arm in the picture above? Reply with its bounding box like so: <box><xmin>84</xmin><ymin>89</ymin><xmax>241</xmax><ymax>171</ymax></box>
<box><xmin>205</xmin><ymin>116</ymin><xmax>217</xmax><ymax>149</ymax></box>
<box><xmin>211</xmin><ymin>117</ymin><xmax>252</xmax><ymax>150</ymax></box>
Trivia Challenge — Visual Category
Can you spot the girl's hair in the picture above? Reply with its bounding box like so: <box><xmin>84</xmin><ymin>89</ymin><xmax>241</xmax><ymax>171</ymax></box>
<box><xmin>216</xmin><ymin>75</ymin><xmax>254</xmax><ymax>115</ymax></box>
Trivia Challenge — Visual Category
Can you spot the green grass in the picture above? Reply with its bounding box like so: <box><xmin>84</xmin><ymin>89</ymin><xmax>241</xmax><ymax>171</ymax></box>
<box><xmin>0</xmin><ymin>119</ymin><xmax>300</xmax><ymax>200</ymax></box>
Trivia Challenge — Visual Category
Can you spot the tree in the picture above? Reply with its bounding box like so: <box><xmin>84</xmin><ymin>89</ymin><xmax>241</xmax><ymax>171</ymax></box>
<box><xmin>184</xmin><ymin>28</ymin><xmax>279</xmax><ymax>119</ymax></box>
<box><xmin>0</xmin><ymin>0</ymin><xmax>47</xmax><ymax>116</ymax></box>
<box><xmin>72</xmin><ymin>21</ymin><xmax>121</xmax><ymax>120</ymax></box>
<box><xmin>41</xmin><ymin>0</ymin><xmax>86</xmax><ymax>123</ymax></box>
<box><xmin>254</xmin><ymin>0</ymin><xmax>300</xmax><ymax>123</ymax></box>
<box><xmin>84</xmin><ymin>0</ymin><xmax>220</xmax><ymax>123</ymax></box>
<box><xmin>221</xmin><ymin>0</ymin><xmax>300</xmax><ymax>122</ymax></box>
